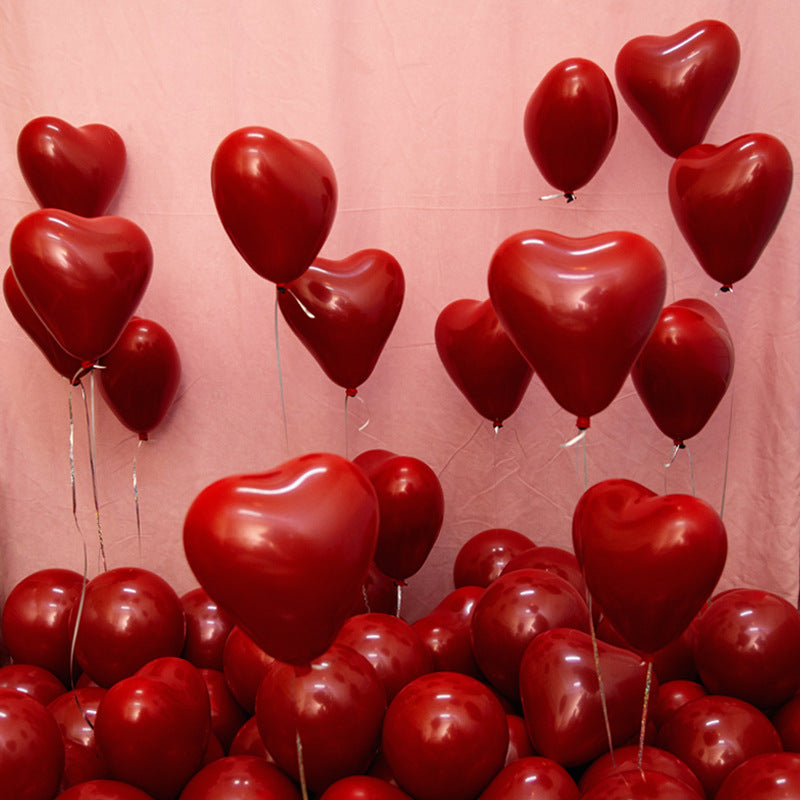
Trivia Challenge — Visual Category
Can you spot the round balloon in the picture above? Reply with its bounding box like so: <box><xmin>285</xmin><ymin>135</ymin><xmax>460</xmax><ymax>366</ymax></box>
<box><xmin>716</xmin><ymin>752</ymin><xmax>800</xmax><ymax>800</ymax></box>
<box><xmin>57</xmin><ymin>780</ymin><xmax>156</xmax><ymax>800</ymax></box>
<box><xmin>453</xmin><ymin>529</ymin><xmax>535</xmax><ymax>588</ymax></box>
<box><xmin>221</xmin><ymin>626</ymin><xmax>275</xmax><ymax>714</ymax></box>
<box><xmin>318</xmin><ymin>775</ymin><xmax>414</xmax><ymax>800</ymax></box>
<box><xmin>178</xmin><ymin>755</ymin><xmax>301</xmax><ymax>800</ymax></box>
<box><xmin>477</xmin><ymin>756</ymin><xmax>578</xmax><ymax>800</ymax></box>
<box><xmin>180</xmin><ymin>587</ymin><xmax>235</xmax><ymax>672</ymax></box>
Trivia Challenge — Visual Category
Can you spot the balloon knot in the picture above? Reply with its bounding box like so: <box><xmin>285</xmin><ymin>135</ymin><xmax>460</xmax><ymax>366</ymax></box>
<box><xmin>719</xmin><ymin>285</ymin><xmax>732</xmax><ymax>293</ymax></box>
<box><xmin>565</xmin><ymin>192</ymin><xmax>577</xmax><ymax>203</ymax></box>
<box><xmin>493</xmin><ymin>421</ymin><xmax>503</xmax><ymax>434</ymax></box>
<box><xmin>276</xmin><ymin>284</ymin><xmax>288</xmax><ymax>294</ymax></box>
<box><xmin>138</xmin><ymin>432</ymin><xmax>149</xmax><ymax>442</ymax></box>
<box><xmin>345</xmin><ymin>387</ymin><xmax>358</xmax><ymax>398</ymax></box>
<box><xmin>576</xmin><ymin>416</ymin><xmax>590</xmax><ymax>430</ymax></box>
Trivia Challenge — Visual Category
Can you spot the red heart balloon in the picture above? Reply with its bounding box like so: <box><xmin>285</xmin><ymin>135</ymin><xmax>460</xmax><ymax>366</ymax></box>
<box><xmin>100</xmin><ymin>316</ymin><xmax>182</xmax><ymax>440</ymax></box>
<box><xmin>668</xmin><ymin>133</ymin><xmax>793</xmax><ymax>289</ymax></box>
<box><xmin>632</xmin><ymin>298</ymin><xmax>734</xmax><ymax>445</ymax></box>
<box><xmin>17</xmin><ymin>116</ymin><xmax>126</xmax><ymax>217</ymax></box>
<box><xmin>523</xmin><ymin>58</ymin><xmax>618</xmax><ymax>197</ymax></box>
<box><xmin>488</xmin><ymin>230</ymin><xmax>666</xmax><ymax>429</ymax></box>
<box><xmin>435</xmin><ymin>299</ymin><xmax>533</xmax><ymax>428</ymax></box>
<box><xmin>353</xmin><ymin>450</ymin><xmax>444</xmax><ymax>581</ymax></box>
<box><xmin>183</xmin><ymin>452</ymin><xmax>379</xmax><ymax>665</ymax></box>
<box><xmin>518</xmin><ymin>627</ymin><xmax>654</xmax><ymax>767</ymax></box>
<box><xmin>211</xmin><ymin>126</ymin><xmax>337</xmax><ymax>285</ymax></box>
<box><xmin>10</xmin><ymin>209</ymin><xmax>153</xmax><ymax>365</ymax></box>
<box><xmin>572</xmin><ymin>479</ymin><xmax>727</xmax><ymax>654</ymax></box>
<box><xmin>615</xmin><ymin>20</ymin><xmax>740</xmax><ymax>157</ymax></box>
<box><xmin>278</xmin><ymin>249</ymin><xmax>405</xmax><ymax>393</ymax></box>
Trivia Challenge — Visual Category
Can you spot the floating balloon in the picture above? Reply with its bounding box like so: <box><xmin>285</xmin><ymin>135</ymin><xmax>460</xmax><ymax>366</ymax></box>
<box><xmin>615</xmin><ymin>20</ymin><xmax>740</xmax><ymax>157</ymax></box>
<box><xmin>319</xmin><ymin>775</ymin><xmax>414</xmax><ymax>800</ymax></box>
<box><xmin>501</xmin><ymin>545</ymin><xmax>586</xmax><ymax>598</ymax></box>
<box><xmin>573</xmin><ymin>479</ymin><xmax>727</xmax><ymax>654</ymax></box>
<box><xmin>632</xmin><ymin>298</ymin><xmax>734</xmax><ymax>445</ymax></box>
<box><xmin>221</xmin><ymin>626</ymin><xmax>275</xmax><ymax>714</ymax></box>
<box><xmin>523</xmin><ymin>58</ymin><xmax>618</xmax><ymax>197</ymax></box>
<box><xmin>180</xmin><ymin>587</ymin><xmax>235</xmax><ymax>672</ymax></box>
<box><xmin>199</xmin><ymin>668</ymin><xmax>248</xmax><ymax>753</ymax></box>
<box><xmin>353</xmin><ymin>450</ymin><xmax>444</xmax><ymax>581</ymax></box>
<box><xmin>580</xmin><ymin>770</ymin><xmax>703</xmax><ymax>799</ymax></box>
<box><xmin>57</xmin><ymin>781</ymin><xmax>155</xmax><ymax>800</ymax></box>
<box><xmin>453</xmin><ymin>529</ymin><xmax>535</xmax><ymax>588</ymax></box>
<box><xmin>17</xmin><ymin>116</ymin><xmax>126</xmax><ymax>216</ymax></box>
<box><xmin>184</xmin><ymin>452</ymin><xmax>379</xmax><ymax>665</ymax></box>
<box><xmin>716</xmin><ymin>752</ymin><xmax>800</xmax><ymax>800</ymax></box>
<box><xmin>669</xmin><ymin>133</ymin><xmax>793</xmax><ymax>289</ymax></box>
<box><xmin>179</xmin><ymin>755</ymin><xmax>301</xmax><ymax>800</ymax></box>
<box><xmin>278</xmin><ymin>249</ymin><xmax>405</xmax><ymax>394</ymax></box>
<box><xmin>477</xmin><ymin>756</ymin><xmax>579</xmax><ymax>800</ymax></box>
<box><xmin>48</xmin><ymin>687</ymin><xmax>107</xmax><ymax>756</ymax></box>
<box><xmin>651</xmin><ymin>680</ymin><xmax>707</xmax><ymax>730</ymax></box>
<box><xmin>211</xmin><ymin>126</ymin><xmax>337</xmax><ymax>285</ymax></box>
<box><xmin>10</xmin><ymin>209</ymin><xmax>153</xmax><ymax>365</ymax></box>
<box><xmin>488</xmin><ymin>230</ymin><xmax>666</xmax><ymax>429</ymax></box>
<box><xmin>100</xmin><ymin>316</ymin><xmax>181</xmax><ymax>440</ymax></box>
<box><xmin>0</xmin><ymin>662</ymin><xmax>66</xmax><ymax>705</ymax></box>
<box><xmin>435</xmin><ymin>298</ymin><xmax>533</xmax><ymax>428</ymax></box>
<box><xmin>773</xmin><ymin>693</ymin><xmax>800</xmax><ymax>752</ymax></box>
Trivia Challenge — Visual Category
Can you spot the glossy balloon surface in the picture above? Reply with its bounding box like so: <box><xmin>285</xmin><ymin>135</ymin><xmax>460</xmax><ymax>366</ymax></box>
<box><xmin>453</xmin><ymin>529</ymin><xmax>534</xmax><ymax>588</ymax></box>
<box><xmin>501</xmin><ymin>545</ymin><xmax>585</xmax><ymax>597</ymax></box>
<box><xmin>180</xmin><ymin>587</ymin><xmax>235</xmax><ymax>672</ymax></box>
<box><xmin>178</xmin><ymin>755</ymin><xmax>301</xmax><ymax>800</ymax></box>
<box><xmin>477</xmin><ymin>756</ymin><xmax>579</xmax><ymax>800</ymax></box>
<box><xmin>580</xmin><ymin>770</ymin><xmax>703</xmax><ymax>799</ymax></box>
<box><xmin>716</xmin><ymin>752</ymin><xmax>800</xmax><ymax>800</ymax></box>
<box><xmin>48</xmin><ymin>687</ymin><xmax>107</xmax><ymax>754</ymax></box>
<box><xmin>56</xmin><ymin>779</ymin><xmax>156</xmax><ymax>799</ymax></box>
<box><xmin>221</xmin><ymin>626</ymin><xmax>275</xmax><ymax>714</ymax></box>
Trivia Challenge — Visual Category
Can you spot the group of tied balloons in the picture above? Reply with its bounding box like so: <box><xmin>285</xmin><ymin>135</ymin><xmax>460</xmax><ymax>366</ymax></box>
<box><xmin>1</xmin><ymin>16</ymin><xmax>799</xmax><ymax>800</ymax></box>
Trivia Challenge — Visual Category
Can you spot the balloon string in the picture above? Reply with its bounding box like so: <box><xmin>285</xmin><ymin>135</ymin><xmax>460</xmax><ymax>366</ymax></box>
<box><xmin>637</xmin><ymin>660</ymin><xmax>654</xmax><ymax>770</ymax></box>
<box><xmin>344</xmin><ymin>393</ymin><xmax>371</xmax><ymax>458</ymax></box>
<box><xmin>344</xmin><ymin>394</ymin><xmax>350</xmax><ymax>459</ymax></box>
<box><xmin>362</xmin><ymin>584</ymin><xmax>371</xmax><ymax>614</ymax></box>
<box><xmin>395</xmin><ymin>582</ymin><xmax>403</xmax><ymax>618</ymax></box>
<box><xmin>296</xmin><ymin>729</ymin><xmax>309</xmax><ymax>800</ymax></box>
<box><xmin>662</xmin><ymin>444</ymin><xmax>695</xmax><ymax>496</ymax></box>
<box><xmin>133</xmin><ymin>438</ymin><xmax>144</xmax><ymax>565</ymax></box>
<box><xmin>717</xmin><ymin>289</ymin><xmax>738</xmax><ymax>520</ymax></box>
<box><xmin>587</xmin><ymin>594</ymin><xmax>616</xmax><ymax>768</ymax></box>
<box><xmin>274</xmin><ymin>290</ymin><xmax>290</xmax><ymax>456</ymax></box>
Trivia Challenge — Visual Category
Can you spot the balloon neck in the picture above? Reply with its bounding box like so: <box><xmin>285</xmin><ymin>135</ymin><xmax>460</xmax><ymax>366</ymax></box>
<box><xmin>564</xmin><ymin>192</ymin><xmax>576</xmax><ymax>203</ymax></box>
<box><xmin>719</xmin><ymin>284</ymin><xmax>732</xmax><ymax>293</ymax></box>
<box><xmin>138</xmin><ymin>432</ymin><xmax>149</xmax><ymax>442</ymax></box>
<box><xmin>672</xmin><ymin>439</ymin><xmax>686</xmax><ymax>449</ymax></box>
<box><xmin>493</xmin><ymin>421</ymin><xmax>503</xmax><ymax>434</ymax></box>
<box><xmin>576</xmin><ymin>416</ymin><xmax>590</xmax><ymax>430</ymax></box>
<box><xmin>72</xmin><ymin>361</ymin><xmax>96</xmax><ymax>384</ymax></box>
<box><xmin>276</xmin><ymin>283</ymin><xmax>287</xmax><ymax>294</ymax></box>
<box><xmin>345</xmin><ymin>387</ymin><xmax>358</xmax><ymax>398</ymax></box>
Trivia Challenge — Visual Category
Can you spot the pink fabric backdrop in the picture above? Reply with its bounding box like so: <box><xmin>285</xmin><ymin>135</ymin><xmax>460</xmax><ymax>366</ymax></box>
<box><xmin>1</xmin><ymin>1</ymin><xmax>797</xmax><ymax>621</ymax></box>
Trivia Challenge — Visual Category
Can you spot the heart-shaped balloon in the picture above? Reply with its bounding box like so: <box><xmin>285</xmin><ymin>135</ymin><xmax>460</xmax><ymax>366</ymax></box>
<box><xmin>183</xmin><ymin>452</ymin><xmax>379</xmax><ymax>665</ymax></box>
<box><xmin>632</xmin><ymin>298</ymin><xmax>734</xmax><ymax>445</ymax></box>
<box><xmin>10</xmin><ymin>209</ymin><xmax>153</xmax><ymax>365</ymax></box>
<box><xmin>435</xmin><ymin>298</ymin><xmax>533</xmax><ymax>428</ymax></box>
<box><xmin>615</xmin><ymin>20</ymin><xmax>740</xmax><ymax>157</ymax></box>
<box><xmin>572</xmin><ymin>479</ymin><xmax>727</xmax><ymax>654</ymax></box>
<box><xmin>519</xmin><ymin>627</ymin><xmax>654</xmax><ymax>767</ymax></box>
<box><xmin>523</xmin><ymin>58</ymin><xmax>618</xmax><ymax>197</ymax></box>
<box><xmin>100</xmin><ymin>317</ymin><xmax>182</xmax><ymax>440</ymax></box>
<box><xmin>3</xmin><ymin>267</ymin><xmax>83</xmax><ymax>382</ymax></box>
<box><xmin>211</xmin><ymin>126</ymin><xmax>337</xmax><ymax>285</ymax></box>
<box><xmin>17</xmin><ymin>116</ymin><xmax>126</xmax><ymax>217</ymax></box>
<box><xmin>668</xmin><ymin>133</ymin><xmax>793</xmax><ymax>289</ymax></box>
<box><xmin>488</xmin><ymin>230</ymin><xmax>666</xmax><ymax>429</ymax></box>
<box><xmin>278</xmin><ymin>249</ymin><xmax>405</xmax><ymax>393</ymax></box>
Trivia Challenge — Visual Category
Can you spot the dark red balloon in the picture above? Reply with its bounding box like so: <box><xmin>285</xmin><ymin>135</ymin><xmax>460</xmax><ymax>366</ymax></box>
<box><xmin>669</xmin><ymin>133</ymin><xmax>793</xmax><ymax>289</ymax></box>
<box><xmin>519</xmin><ymin>628</ymin><xmax>654</xmax><ymax>767</ymax></box>
<box><xmin>178</xmin><ymin>755</ymin><xmax>301</xmax><ymax>800</ymax></box>
<box><xmin>3</xmin><ymin>267</ymin><xmax>84</xmax><ymax>381</ymax></box>
<box><xmin>502</xmin><ymin>545</ymin><xmax>586</xmax><ymax>597</ymax></box>
<box><xmin>477</xmin><ymin>756</ymin><xmax>578</xmax><ymax>800</ymax></box>
<box><xmin>211</xmin><ymin>126</ymin><xmax>337</xmax><ymax>285</ymax></box>
<box><xmin>55</xmin><ymin>780</ymin><xmax>155</xmax><ymax>800</ymax></box>
<box><xmin>180</xmin><ymin>587</ymin><xmax>235</xmax><ymax>672</ymax></box>
<box><xmin>100</xmin><ymin>316</ymin><xmax>181</xmax><ymax>440</ymax></box>
<box><xmin>523</xmin><ymin>58</ymin><xmax>618</xmax><ymax>195</ymax></box>
<box><xmin>632</xmin><ymin>298</ymin><xmax>734</xmax><ymax>445</ymax></box>
<box><xmin>716</xmin><ymin>752</ymin><xmax>800</xmax><ymax>800</ymax></box>
<box><xmin>318</xmin><ymin>775</ymin><xmax>414</xmax><ymax>800</ymax></box>
<box><xmin>504</xmin><ymin>715</ymin><xmax>534</xmax><ymax>765</ymax></box>
<box><xmin>651</xmin><ymin>680</ymin><xmax>707</xmax><ymax>730</ymax></box>
<box><xmin>59</xmin><ymin>738</ymin><xmax>109</xmax><ymax>791</ymax></box>
<box><xmin>94</xmin><ymin>656</ymin><xmax>211</xmax><ymax>800</ymax></box>
<box><xmin>488</xmin><ymin>230</ymin><xmax>666</xmax><ymax>429</ymax></box>
<box><xmin>10</xmin><ymin>209</ymin><xmax>153</xmax><ymax>364</ymax></box>
<box><xmin>656</xmin><ymin>694</ymin><xmax>783</xmax><ymax>797</ymax></box>
<box><xmin>0</xmin><ymin>687</ymin><xmax>65</xmax><ymax>800</ymax></box>
<box><xmin>278</xmin><ymin>249</ymin><xmax>404</xmax><ymax>393</ymax></box>
<box><xmin>72</xmin><ymin>567</ymin><xmax>186</xmax><ymax>687</ymax></box>
<box><xmin>199</xmin><ymin>668</ymin><xmax>248</xmax><ymax>753</ymax></box>
<box><xmin>336</xmin><ymin>613</ymin><xmax>433</xmax><ymax>702</ymax></box>
<box><xmin>470</xmin><ymin>569</ymin><xmax>590</xmax><ymax>703</ymax></box>
<box><xmin>773</xmin><ymin>693</ymin><xmax>800</xmax><ymax>752</ymax></box>
<box><xmin>255</xmin><ymin>643</ymin><xmax>386</xmax><ymax>794</ymax></box>
<box><xmin>573</xmin><ymin>479</ymin><xmax>727</xmax><ymax>654</ymax></box>
<box><xmin>222</xmin><ymin>626</ymin><xmax>275</xmax><ymax>714</ymax></box>
<box><xmin>228</xmin><ymin>716</ymin><xmax>271</xmax><ymax>760</ymax></box>
<box><xmin>580</xmin><ymin>770</ymin><xmax>703</xmax><ymax>799</ymax></box>
<box><xmin>382</xmin><ymin>671</ymin><xmax>508</xmax><ymax>800</ymax></box>
<box><xmin>184</xmin><ymin>453</ymin><xmax>379</xmax><ymax>666</ymax></box>
<box><xmin>435</xmin><ymin>298</ymin><xmax>533</xmax><ymax>428</ymax></box>
<box><xmin>693</xmin><ymin>588</ymin><xmax>800</xmax><ymax>709</ymax></box>
<box><xmin>349</xmin><ymin>562</ymin><xmax>400</xmax><ymax>617</ymax></box>
<box><xmin>353</xmin><ymin>450</ymin><xmax>444</xmax><ymax>581</ymax></box>
<box><xmin>0</xmin><ymin>662</ymin><xmax>66</xmax><ymax>705</ymax></box>
<box><xmin>615</xmin><ymin>20</ymin><xmax>740</xmax><ymax>157</ymax></box>
<box><xmin>48</xmin><ymin>686</ymin><xmax>107</xmax><ymax>754</ymax></box>
<box><xmin>17</xmin><ymin>116</ymin><xmax>126</xmax><ymax>216</ymax></box>
<box><xmin>453</xmin><ymin>529</ymin><xmax>535</xmax><ymax>588</ymax></box>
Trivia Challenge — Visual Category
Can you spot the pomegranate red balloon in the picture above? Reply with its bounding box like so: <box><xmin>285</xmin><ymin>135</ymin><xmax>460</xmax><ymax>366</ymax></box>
<box><xmin>72</xmin><ymin>567</ymin><xmax>186</xmax><ymax>687</ymax></box>
<box><xmin>278</xmin><ymin>249</ymin><xmax>405</xmax><ymax>393</ymax></box>
<box><xmin>319</xmin><ymin>775</ymin><xmax>414</xmax><ymax>799</ymax></box>
<box><xmin>773</xmin><ymin>693</ymin><xmax>800</xmax><ymax>752</ymax></box>
<box><xmin>632</xmin><ymin>298</ymin><xmax>734</xmax><ymax>445</ymax></box>
<box><xmin>10</xmin><ymin>209</ymin><xmax>153</xmax><ymax>364</ymax></box>
<box><xmin>580</xmin><ymin>770</ymin><xmax>703</xmax><ymax>799</ymax></box>
<box><xmin>3</xmin><ymin>267</ymin><xmax>84</xmax><ymax>381</ymax></box>
<box><xmin>221</xmin><ymin>626</ymin><xmax>275</xmax><ymax>714</ymax></box>
<box><xmin>0</xmin><ymin>687</ymin><xmax>65</xmax><ymax>800</ymax></box>
<box><xmin>501</xmin><ymin>545</ymin><xmax>586</xmax><ymax>597</ymax></box>
<box><xmin>199</xmin><ymin>668</ymin><xmax>248</xmax><ymax>753</ymax></box>
<box><xmin>48</xmin><ymin>686</ymin><xmax>107</xmax><ymax>754</ymax></box>
<box><xmin>58</xmin><ymin>782</ymin><xmax>156</xmax><ymax>800</ymax></box>
<box><xmin>615</xmin><ymin>20</ymin><xmax>740</xmax><ymax>157</ymax></box>
<box><xmin>519</xmin><ymin>627</ymin><xmax>654</xmax><ymax>767</ymax></box>
<box><xmin>349</xmin><ymin>561</ymin><xmax>400</xmax><ymax>617</ymax></box>
<box><xmin>211</xmin><ymin>126</ymin><xmax>337</xmax><ymax>285</ymax></box>
<box><xmin>693</xmin><ymin>588</ymin><xmax>800</xmax><ymax>709</ymax></box>
<box><xmin>523</xmin><ymin>58</ymin><xmax>618</xmax><ymax>196</ymax></box>
<box><xmin>17</xmin><ymin>116</ymin><xmax>126</xmax><ymax>216</ymax></box>
<box><xmin>381</xmin><ymin>671</ymin><xmax>509</xmax><ymax>800</ymax></box>
<box><xmin>0</xmin><ymin>663</ymin><xmax>66</xmax><ymax>705</ymax></box>
<box><xmin>573</xmin><ymin>479</ymin><xmax>727</xmax><ymax>654</ymax></box>
<box><xmin>180</xmin><ymin>587</ymin><xmax>235</xmax><ymax>671</ymax></box>
<box><xmin>100</xmin><ymin>316</ymin><xmax>181</xmax><ymax>440</ymax></box>
<box><xmin>178</xmin><ymin>755</ymin><xmax>301</xmax><ymax>800</ymax></box>
<box><xmin>504</xmin><ymin>714</ymin><xmax>534</xmax><ymax>765</ymax></box>
<box><xmin>228</xmin><ymin>716</ymin><xmax>270</xmax><ymax>759</ymax></box>
<box><xmin>651</xmin><ymin>680</ymin><xmax>707</xmax><ymax>730</ymax></box>
<box><xmin>716</xmin><ymin>752</ymin><xmax>800</xmax><ymax>800</ymax></box>
<box><xmin>184</xmin><ymin>452</ymin><xmax>379</xmax><ymax>665</ymax></box>
<box><xmin>488</xmin><ymin>229</ymin><xmax>666</xmax><ymax>429</ymax></box>
<box><xmin>94</xmin><ymin>656</ymin><xmax>211</xmax><ymax>800</ymax></box>
<box><xmin>435</xmin><ymin>298</ymin><xmax>533</xmax><ymax>428</ymax></box>
<box><xmin>1</xmin><ymin>567</ymin><xmax>84</xmax><ymax>684</ymax></box>
<box><xmin>470</xmin><ymin>569</ymin><xmax>590</xmax><ymax>702</ymax></box>
<box><xmin>255</xmin><ymin>643</ymin><xmax>386</xmax><ymax>794</ymax></box>
<box><xmin>669</xmin><ymin>133</ymin><xmax>793</xmax><ymax>289</ymax></box>
<box><xmin>353</xmin><ymin>450</ymin><xmax>443</xmax><ymax>581</ymax></box>
<box><xmin>477</xmin><ymin>756</ymin><xmax>579</xmax><ymax>800</ymax></box>
<box><xmin>453</xmin><ymin>528</ymin><xmax>535</xmax><ymax>588</ymax></box>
